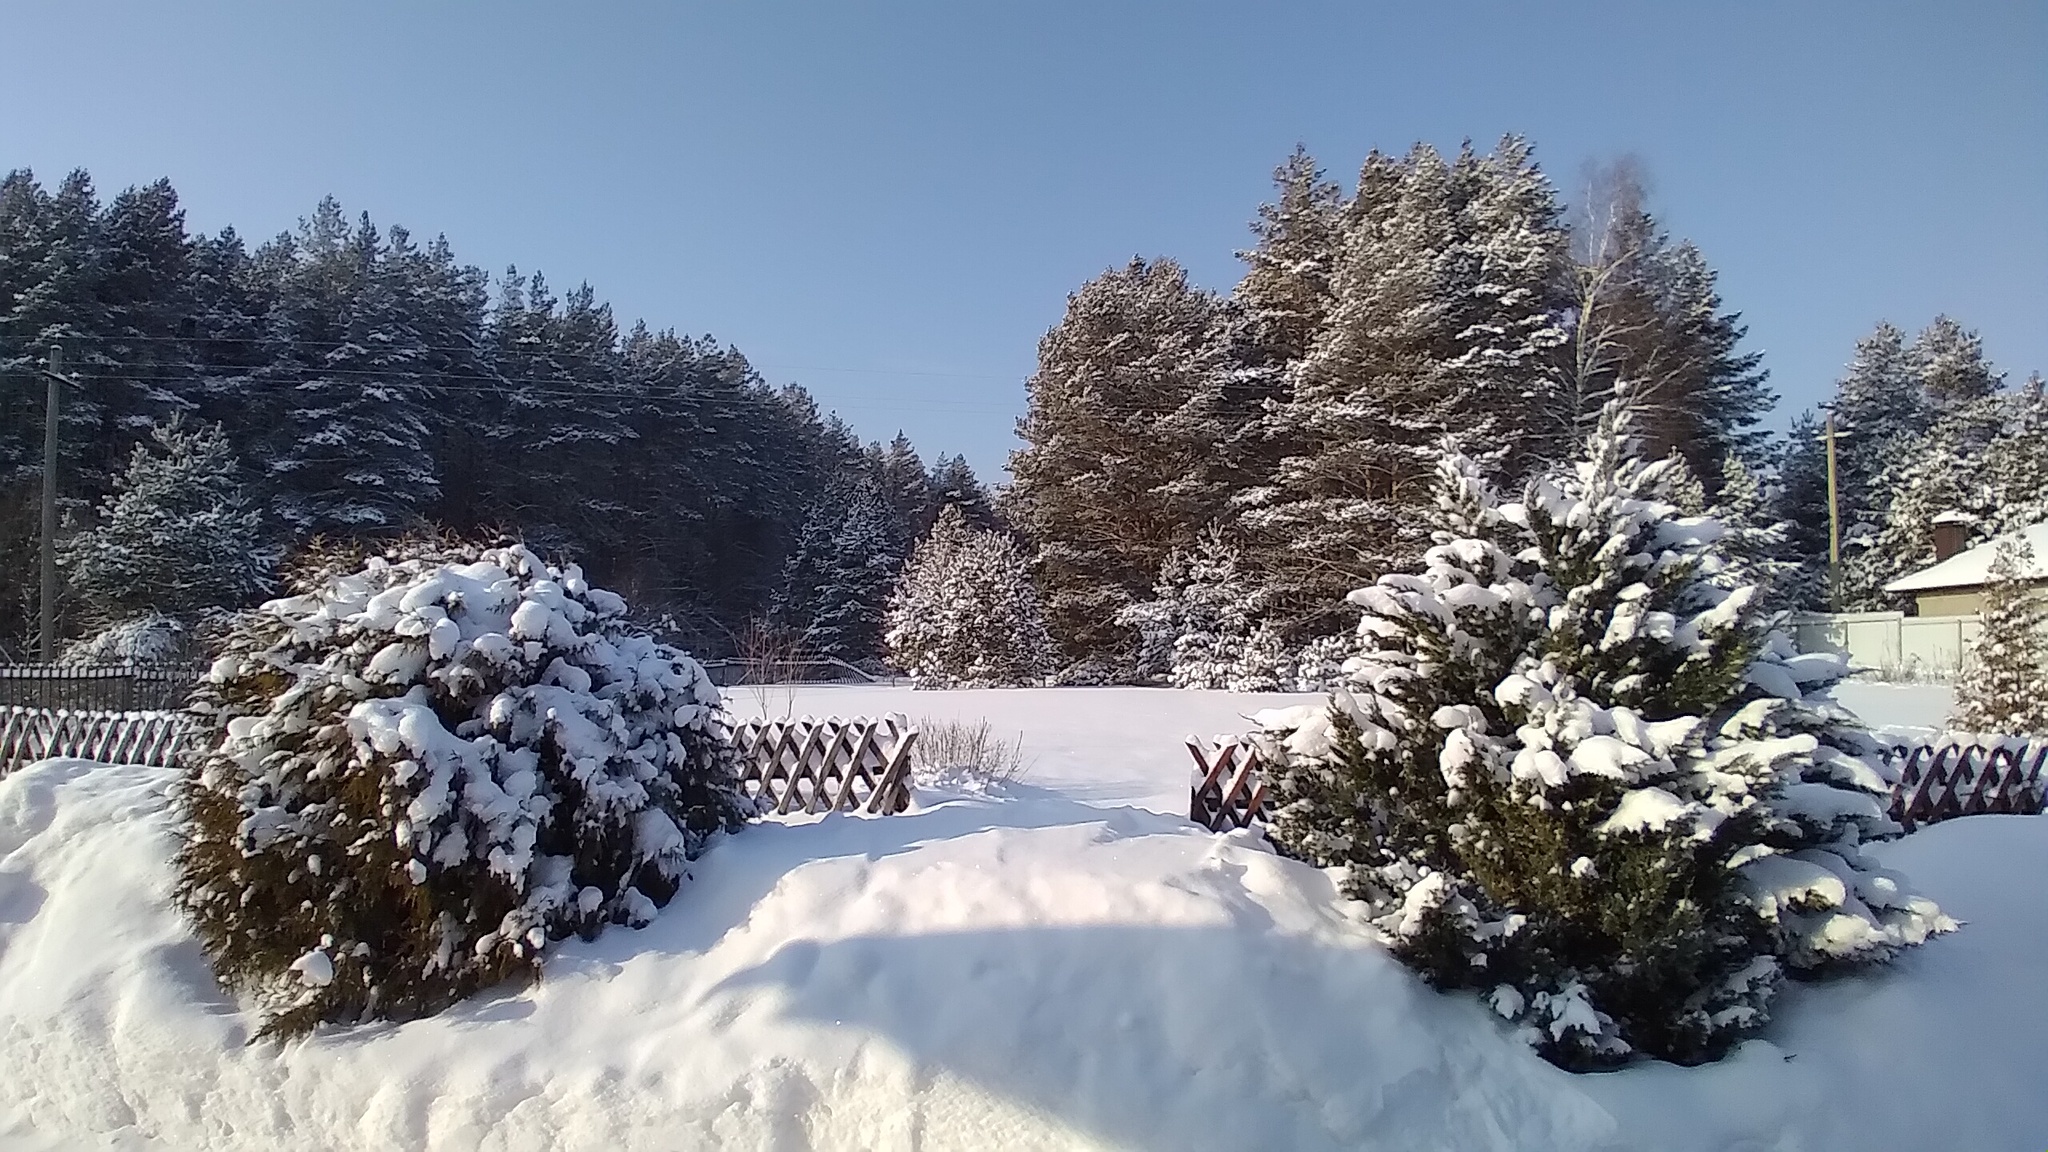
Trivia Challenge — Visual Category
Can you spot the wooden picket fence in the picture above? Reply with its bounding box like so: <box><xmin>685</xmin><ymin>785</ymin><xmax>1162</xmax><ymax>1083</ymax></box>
<box><xmin>0</xmin><ymin>706</ymin><xmax>192</xmax><ymax>773</ymax></box>
<box><xmin>729</xmin><ymin>714</ymin><xmax>918</xmax><ymax>816</ymax></box>
<box><xmin>1882</xmin><ymin>738</ymin><xmax>2048</xmax><ymax>832</ymax></box>
<box><xmin>1188</xmin><ymin>733</ymin><xmax>2048</xmax><ymax>835</ymax></box>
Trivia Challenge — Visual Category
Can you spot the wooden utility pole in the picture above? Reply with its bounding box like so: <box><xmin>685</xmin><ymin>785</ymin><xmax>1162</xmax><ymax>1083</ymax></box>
<box><xmin>37</xmin><ymin>345</ymin><xmax>71</xmax><ymax>661</ymax></box>
<box><xmin>1822</xmin><ymin>409</ymin><xmax>1842</xmax><ymax>611</ymax></box>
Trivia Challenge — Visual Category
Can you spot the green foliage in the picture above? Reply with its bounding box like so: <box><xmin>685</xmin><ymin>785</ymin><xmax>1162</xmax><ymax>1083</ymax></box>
<box><xmin>1261</xmin><ymin>408</ymin><xmax>1949</xmax><ymax>1069</ymax></box>
<box><xmin>1951</xmin><ymin>534</ymin><xmax>2048</xmax><ymax>736</ymax></box>
<box><xmin>58</xmin><ymin>414</ymin><xmax>269</xmax><ymax>628</ymax></box>
<box><xmin>176</xmin><ymin>538</ymin><xmax>745</xmax><ymax>1036</ymax></box>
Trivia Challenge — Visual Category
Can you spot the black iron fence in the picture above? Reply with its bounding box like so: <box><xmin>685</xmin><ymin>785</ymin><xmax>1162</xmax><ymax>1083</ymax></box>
<box><xmin>0</xmin><ymin>663</ymin><xmax>208</xmax><ymax>712</ymax></box>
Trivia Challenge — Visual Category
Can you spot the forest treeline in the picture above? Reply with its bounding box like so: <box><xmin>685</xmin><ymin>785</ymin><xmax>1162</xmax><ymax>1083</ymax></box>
<box><xmin>0</xmin><ymin>169</ymin><xmax>990</xmax><ymax>658</ymax></box>
<box><xmin>5</xmin><ymin>140</ymin><xmax>2041</xmax><ymax>674</ymax></box>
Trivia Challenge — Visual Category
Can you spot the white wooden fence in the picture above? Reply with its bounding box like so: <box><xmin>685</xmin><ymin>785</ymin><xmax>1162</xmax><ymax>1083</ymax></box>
<box><xmin>1789</xmin><ymin>611</ymin><xmax>1982</xmax><ymax>681</ymax></box>
<box><xmin>0</xmin><ymin>706</ymin><xmax>192</xmax><ymax>773</ymax></box>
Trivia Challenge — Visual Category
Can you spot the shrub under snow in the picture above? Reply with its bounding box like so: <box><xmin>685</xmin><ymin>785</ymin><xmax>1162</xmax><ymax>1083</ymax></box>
<box><xmin>1256</xmin><ymin>411</ymin><xmax>1952</xmax><ymax>1069</ymax></box>
<box><xmin>886</xmin><ymin>505</ymin><xmax>1056</xmax><ymax>688</ymax></box>
<box><xmin>177</xmin><ymin>540</ymin><xmax>746</xmax><ymax>1035</ymax></box>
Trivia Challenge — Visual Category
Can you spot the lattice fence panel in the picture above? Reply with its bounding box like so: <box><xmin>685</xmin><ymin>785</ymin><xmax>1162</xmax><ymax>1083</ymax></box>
<box><xmin>1188</xmin><ymin>736</ymin><xmax>1267</xmax><ymax>832</ymax></box>
<box><xmin>0</xmin><ymin>706</ymin><xmax>192</xmax><ymax>773</ymax></box>
<box><xmin>1885</xmin><ymin>738</ymin><xmax>2048</xmax><ymax>832</ymax></box>
<box><xmin>1188</xmin><ymin>733</ymin><xmax>2048</xmax><ymax>836</ymax></box>
<box><xmin>729</xmin><ymin>715</ymin><xmax>917</xmax><ymax>816</ymax></box>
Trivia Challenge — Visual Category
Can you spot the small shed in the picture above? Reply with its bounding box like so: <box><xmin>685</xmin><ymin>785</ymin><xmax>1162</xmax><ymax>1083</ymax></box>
<box><xmin>1884</xmin><ymin>518</ymin><xmax>2048</xmax><ymax>617</ymax></box>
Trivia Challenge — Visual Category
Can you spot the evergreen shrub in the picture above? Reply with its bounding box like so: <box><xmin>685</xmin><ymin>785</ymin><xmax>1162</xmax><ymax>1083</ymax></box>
<box><xmin>1257</xmin><ymin>410</ymin><xmax>1953</xmax><ymax>1069</ymax></box>
<box><xmin>176</xmin><ymin>537</ymin><xmax>746</xmax><ymax>1035</ymax></box>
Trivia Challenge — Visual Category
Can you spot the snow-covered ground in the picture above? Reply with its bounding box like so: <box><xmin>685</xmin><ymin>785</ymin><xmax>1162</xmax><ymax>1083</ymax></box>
<box><xmin>2</xmin><ymin>681</ymin><xmax>2036</xmax><ymax>1152</ymax></box>
<box><xmin>726</xmin><ymin>684</ymin><xmax>1314</xmax><ymax>813</ymax></box>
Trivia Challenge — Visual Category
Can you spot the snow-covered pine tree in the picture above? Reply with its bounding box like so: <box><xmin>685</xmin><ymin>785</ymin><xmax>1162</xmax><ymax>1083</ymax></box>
<box><xmin>1912</xmin><ymin>315</ymin><xmax>2003</xmax><ymax>412</ymax></box>
<box><xmin>1449</xmin><ymin>138</ymin><xmax>1574</xmax><ymax>478</ymax></box>
<box><xmin>1235</xmin><ymin>145</ymin><xmax>1346</xmax><ymax>367</ymax></box>
<box><xmin>885</xmin><ymin>504</ymin><xmax>1055</xmax><ymax>688</ymax></box>
<box><xmin>926</xmin><ymin>453</ymin><xmax>1000</xmax><ymax>533</ymax></box>
<box><xmin>1950</xmin><ymin>533</ymin><xmax>2048</xmax><ymax>736</ymax></box>
<box><xmin>1238</xmin><ymin>140</ymin><xmax>1572</xmax><ymax>637</ymax></box>
<box><xmin>869</xmin><ymin>432</ymin><xmax>937</xmax><ymax>542</ymax></box>
<box><xmin>1828</xmin><ymin>323</ymin><xmax>1928</xmax><ymax>546</ymax></box>
<box><xmin>1114</xmin><ymin>531</ymin><xmax>1269</xmax><ymax>689</ymax></box>
<box><xmin>1256</xmin><ymin>406</ymin><xmax>1950</xmax><ymax>1069</ymax></box>
<box><xmin>177</xmin><ymin>539</ymin><xmax>745</xmax><ymax>1035</ymax></box>
<box><xmin>1007</xmin><ymin>258</ymin><xmax>1265</xmax><ymax>659</ymax></box>
<box><xmin>1772</xmin><ymin>411</ymin><xmax>1834</xmax><ymax>609</ymax></box>
<box><xmin>58</xmin><ymin>414</ymin><xmax>268</xmax><ymax>629</ymax></box>
<box><xmin>1845</xmin><ymin>383</ymin><xmax>2042</xmax><ymax>608</ymax></box>
<box><xmin>1708</xmin><ymin>454</ymin><xmax>1805</xmax><ymax>613</ymax></box>
<box><xmin>772</xmin><ymin>482</ymin><xmax>901</xmax><ymax>664</ymax></box>
<box><xmin>255</xmin><ymin>205</ymin><xmax>440</xmax><ymax>538</ymax></box>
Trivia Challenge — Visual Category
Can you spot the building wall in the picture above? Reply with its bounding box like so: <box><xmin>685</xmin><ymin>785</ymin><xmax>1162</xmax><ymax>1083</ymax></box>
<box><xmin>1915</xmin><ymin>589</ymin><xmax>1984</xmax><ymax>618</ymax></box>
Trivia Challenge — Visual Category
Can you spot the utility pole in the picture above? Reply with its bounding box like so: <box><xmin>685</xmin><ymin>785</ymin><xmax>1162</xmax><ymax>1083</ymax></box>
<box><xmin>1826</xmin><ymin>407</ymin><xmax>1859</xmax><ymax>614</ymax></box>
<box><xmin>37</xmin><ymin>345</ymin><xmax>73</xmax><ymax>662</ymax></box>
<box><xmin>1820</xmin><ymin>408</ymin><xmax>1843</xmax><ymax>612</ymax></box>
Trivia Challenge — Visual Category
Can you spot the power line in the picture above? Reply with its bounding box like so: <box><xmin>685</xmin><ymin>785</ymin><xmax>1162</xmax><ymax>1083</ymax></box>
<box><xmin>46</xmin><ymin>332</ymin><xmax>1023</xmax><ymax>383</ymax></box>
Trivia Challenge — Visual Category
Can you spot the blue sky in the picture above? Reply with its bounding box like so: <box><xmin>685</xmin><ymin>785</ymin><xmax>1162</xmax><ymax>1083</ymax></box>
<box><xmin>3</xmin><ymin>1</ymin><xmax>2041</xmax><ymax>480</ymax></box>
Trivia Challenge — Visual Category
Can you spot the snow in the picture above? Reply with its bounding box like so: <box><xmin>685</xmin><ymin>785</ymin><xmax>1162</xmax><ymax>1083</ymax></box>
<box><xmin>1826</xmin><ymin>680</ymin><xmax>1956</xmax><ymax>740</ymax></box>
<box><xmin>1</xmin><ymin>685</ymin><xmax>2043</xmax><ymax>1151</ymax></box>
<box><xmin>1882</xmin><ymin>517</ymin><xmax>2048</xmax><ymax>593</ymax></box>
<box><xmin>726</xmin><ymin>685</ymin><xmax>1318</xmax><ymax>813</ymax></box>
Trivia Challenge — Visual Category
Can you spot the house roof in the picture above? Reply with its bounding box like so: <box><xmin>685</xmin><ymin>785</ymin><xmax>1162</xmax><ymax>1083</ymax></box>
<box><xmin>1884</xmin><ymin>519</ymin><xmax>2048</xmax><ymax>594</ymax></box>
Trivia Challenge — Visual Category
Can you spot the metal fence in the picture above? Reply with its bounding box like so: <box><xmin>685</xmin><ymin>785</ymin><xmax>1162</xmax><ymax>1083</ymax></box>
<box><xmin>0</xmin><ymin>663</ymin><xmax>208</xmax><ymax>712</ymax></box>
<box><xmin>697</xmin><ymin>657</ymin><xmax>888</xmax><ymax>688</ymax></box>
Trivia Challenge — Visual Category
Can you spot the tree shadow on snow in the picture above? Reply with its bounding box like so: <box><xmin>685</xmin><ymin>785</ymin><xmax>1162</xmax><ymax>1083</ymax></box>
<box><xmin>699</xmin><ymin>921</ymin><xmax>1620</xmax><ymax>1152</ymax></box>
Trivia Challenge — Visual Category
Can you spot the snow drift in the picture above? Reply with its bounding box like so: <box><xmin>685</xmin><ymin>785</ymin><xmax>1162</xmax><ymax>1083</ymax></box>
<box><xmin>0</xmin><ymin>715</ymin><xmax>2043</xmax><ymax>1150</ymax></box>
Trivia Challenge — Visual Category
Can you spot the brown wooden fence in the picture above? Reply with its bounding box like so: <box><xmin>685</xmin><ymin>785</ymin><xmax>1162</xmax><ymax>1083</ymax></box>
<box><xmin>729</xmin><ymin>715</ymin><xmax>918</xmax><ymax>816</ymax></box>
<box><xmin>1</xmin><ymin>702</ymin><xmax>927</xmax><ymax>820</ymax></box>
<box><xmin>0</xmin><ymin>663</ymin><xmax>206</xmax><ymax>712</ymax></box>
<box><xmin>0</xmin><ymin>707</ymin><xmax>192</xmax><ymax>773</ymax></box>
<box><xmin>1189</xmin><ymin>736</ymin><xmax>1268</xmax><ymax>832</ymax></box>
<box><xmin>1189</xmin><ymin>733</ymin><xmax>2048</xmax><ymax>835</ymax></box>
<box><xmin>1883</xmin><ymin>738</ymin><xmax>2048</xmax><ymax>832</ymax></box>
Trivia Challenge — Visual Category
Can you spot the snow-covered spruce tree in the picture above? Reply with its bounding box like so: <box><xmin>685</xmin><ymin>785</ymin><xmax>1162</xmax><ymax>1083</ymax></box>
<box><xmin>1950</xmin><ymin>534</ymin><xmax>2048</xmax><ymax>736</ymax></box>
<box><xmin>1256</xmin><ymin>408</ymin><xmax>1951</xmax><ymax>1069</ymax></box>
<box><xmin>771</xmin><ymin>482</ymin><xmax>902</xmax><ymax>664</ymax></box>
<box><xmin>1708</xmin><ymin>454</ymin><xmax>1804</xmax><ymax>614</ymax></box>
<box><xmin>885</xmin><ymin>505</ymin><xmax>1055</xmax><ymax>688</ymax></box>
<box><xmin>62</xmin><ymin>611</ymin><xmax>215</xmax><ymax>665</ymax></box>
<box><xmin>58</xmin><ymin>414</ymin><xmax>269</xmax><ymax>630</ymax></box>
<box><xmin>1845</xmin><ymin>386</ymin><xmax>2045</xmax><ymax>609</ymax></box>
<box><xmin>176</xmin><ymin>539</ymin><xmax>746</xmax><ymax>1036</ymax></box>
<box><xmin>1115</xmin><ymin>531</ymin><xmax>1269</xmax><ymax>689</ymax></box>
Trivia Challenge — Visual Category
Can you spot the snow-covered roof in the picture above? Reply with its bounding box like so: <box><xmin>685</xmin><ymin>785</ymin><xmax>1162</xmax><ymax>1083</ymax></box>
<box><xmin>1884</xmin><ymin>520</ymin><xmax>2048</xmax><ymax>593</ymax></box>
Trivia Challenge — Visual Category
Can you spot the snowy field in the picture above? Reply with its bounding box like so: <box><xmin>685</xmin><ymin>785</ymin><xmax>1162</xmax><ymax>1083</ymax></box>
<box><xmin>4</xmin><ymin>680</ymin><xmax>2040</xmax><ymax>1152</ymax></box>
